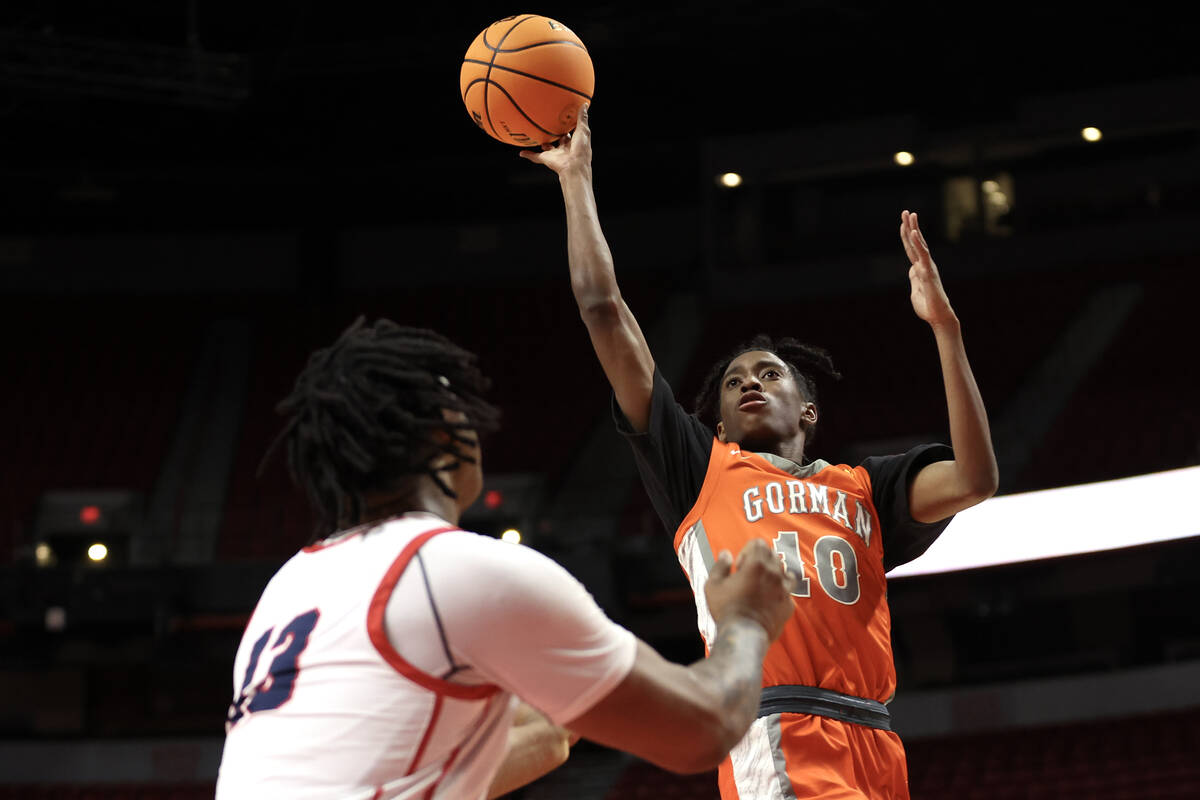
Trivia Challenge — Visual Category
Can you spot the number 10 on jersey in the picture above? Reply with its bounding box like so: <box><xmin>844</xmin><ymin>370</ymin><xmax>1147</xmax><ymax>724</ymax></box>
<box><xmin>772</xmin><ymin>532</ymin><xmax>861</xmax><ymax>605</ymax></box>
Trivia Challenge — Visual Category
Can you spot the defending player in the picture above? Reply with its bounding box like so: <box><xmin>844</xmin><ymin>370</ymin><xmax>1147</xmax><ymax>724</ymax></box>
<box><xmin>215</xmin><ymin>319</ymin><xmax>797</xmax><ymax>800</ymax></box>
<box><xmin>523</xmin><ymin>105</ymin><xmax>999</xmax><ymax>799</ymax></box>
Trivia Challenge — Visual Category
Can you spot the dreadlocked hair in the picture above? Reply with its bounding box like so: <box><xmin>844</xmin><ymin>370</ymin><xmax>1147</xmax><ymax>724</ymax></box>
<box><xmin>693</xmin><ymin>334</ymin><xmax>843</xmax><ymax>433</ymax></box>
<box><xmin>261</xmin><ymin>316</ymin><xmax>501</xmax><ymax>540</ymax></box>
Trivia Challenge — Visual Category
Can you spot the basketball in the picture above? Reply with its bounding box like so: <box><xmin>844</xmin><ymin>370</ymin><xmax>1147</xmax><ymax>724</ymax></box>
<box><xmin>460</xmin><ymin>14</ymin><xmax>594</xmax><ymax>147</ymax></box>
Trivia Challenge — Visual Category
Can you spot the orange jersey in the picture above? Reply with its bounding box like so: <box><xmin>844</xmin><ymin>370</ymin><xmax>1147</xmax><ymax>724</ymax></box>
<box><xmin>677</xmin><ymin>441</ymin><xmax>895</xmax><ymax>702</ymax></box>
<box><xmin>615</xmin><ymin>369</ymin><xmax>954</xmax><ymax>799</ymax></box>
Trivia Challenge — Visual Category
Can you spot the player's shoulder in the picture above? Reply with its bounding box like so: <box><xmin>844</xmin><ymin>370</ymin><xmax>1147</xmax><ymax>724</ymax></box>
<box><xmin>416</xmin><ymin>528</ymin><xmax>596</xmax><ymax>619</ymax></box>
<box><xmin>413</xmin><ymin>523</ymin><xmax>552</xmax><ymax>575</ymax></box>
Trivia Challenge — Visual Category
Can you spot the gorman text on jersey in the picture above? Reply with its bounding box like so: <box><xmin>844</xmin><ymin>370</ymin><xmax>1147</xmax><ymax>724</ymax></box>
<box><xmin>741</xmin><ymin>479</ymin><xmax>873</xmax><ymax>548</ymax></box>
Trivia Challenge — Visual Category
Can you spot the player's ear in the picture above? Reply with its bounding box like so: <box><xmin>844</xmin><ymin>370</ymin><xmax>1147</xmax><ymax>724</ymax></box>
<box><xmin>800</xmin><ymin>403</ymin><xmax>818</xmax><ymax>427</ymax></box>
<box><xmin>716</xmin><ymin>420</ymin><xmax>727</xmax><ymax>443</ymax></box>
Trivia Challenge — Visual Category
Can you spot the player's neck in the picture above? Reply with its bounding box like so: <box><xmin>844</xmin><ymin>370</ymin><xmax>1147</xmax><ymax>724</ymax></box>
<box><xmin>762</xmin><ymin>433</ymin><xmax>806</xmax><ymax>466</ymax></box>
<box><xmin>362</xmin><ymin>479</ymin><xmax>461</xmax><ymax>527</ymax></box>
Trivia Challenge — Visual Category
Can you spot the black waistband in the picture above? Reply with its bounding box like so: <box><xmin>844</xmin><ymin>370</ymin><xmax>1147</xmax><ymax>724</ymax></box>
<box><xmin>757</xmin><ymin>685</ymin><xmax>892</xmax><ymax>731</ymax></box>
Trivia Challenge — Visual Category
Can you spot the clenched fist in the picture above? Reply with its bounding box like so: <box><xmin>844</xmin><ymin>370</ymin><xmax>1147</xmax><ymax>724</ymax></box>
<box><xmin>704</xmin><ymin>539</ymin><xmax>796</xmax><ymax>643</ymax></box>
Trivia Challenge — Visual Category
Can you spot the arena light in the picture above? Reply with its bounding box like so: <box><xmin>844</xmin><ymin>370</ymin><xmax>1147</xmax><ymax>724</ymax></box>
<box><xmin>894</xmin><ymin>151</ymin><xmax>915</xmax><ymax>167</ymax></box>
<box><xmin>87</xmin><ymin>543</ymin><xmax>109</xmax><ymax>562</ymax></box>
<box><xmin>35</xmin><ymin>543</ymin><xmax>54</xmax><ymax>567</ymax></box>
<box><xmin>45</xmin><ymin>606</ymin><xmax>67</xmax><ymax>632</ymax></box>
<box><xmin>888</xmin><ymin>466</ymin><xmax>1200</xmax><ymax>578</ymax></box>
<box><xmin>718</xmin><ymin>172</ymin><xmax>743</xmax><ymax>188</ymax></box>
<box><xmin>1081</xmin><ymin>126</ymin><xmax>1102</xmax><ymax>142</ymax></box>
<box><xmin>500</xmin><ymin>529</ymin><xmax>522</xmax><ymax>544</ymax></box>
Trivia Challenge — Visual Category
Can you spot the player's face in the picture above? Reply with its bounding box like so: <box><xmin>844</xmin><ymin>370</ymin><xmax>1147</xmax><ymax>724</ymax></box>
<box><xmin>716</xmin><ymin>350</ymin><xmax>816</xmax><ymax>452</ymax></box>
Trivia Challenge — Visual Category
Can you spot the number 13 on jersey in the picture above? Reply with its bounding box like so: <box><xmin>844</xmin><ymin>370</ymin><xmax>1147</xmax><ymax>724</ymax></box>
<box><xmin>227</xmin><ymin>608</ymin><xmax>320</xmax><ymax>729</ymax></box>
<box><xmin>772</xmin><ymin>532</ymin><xmax>861</xmax><ymax>605</ymax></box>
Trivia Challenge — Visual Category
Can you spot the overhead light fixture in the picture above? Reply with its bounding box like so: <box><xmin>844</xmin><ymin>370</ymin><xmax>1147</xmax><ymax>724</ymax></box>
<box><xmin>1081</xmin><ymin>126</ymin><xmax>1102</xmax><ymax>142</ymax></box>
<box><xmin>718</xmin><ymin>172</ymin><xmax>743</xmax><ymax>188</ymax></box>
<box><xmin>894</xmin><ymin>151</ymin><xmax>915</xmax><ymax>167</ymax></box>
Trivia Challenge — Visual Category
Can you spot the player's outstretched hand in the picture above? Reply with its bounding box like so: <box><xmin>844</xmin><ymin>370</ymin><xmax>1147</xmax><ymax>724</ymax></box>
<box><xmin>901</xmin><ymin>210</ymin><xmax>957</xmax><ymax>327</ymax></box>
<box><xmin>519</xmin><ymin>103</ymin><xmax>592</xmax><ymax>177</ymax></box>
<box><xmin>704</xmin><ymin>539</ymin><xmax>796</xmax><ymax>643</ymax></box>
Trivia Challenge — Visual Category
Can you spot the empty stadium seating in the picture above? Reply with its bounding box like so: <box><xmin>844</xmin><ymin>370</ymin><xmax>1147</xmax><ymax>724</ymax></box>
<box><xmin>602</xmin><ymin>706</ymin><xmax>1200</xmax><ymax>799</ymax></box>
<box><xmin>0</xmin><ymin>297</ymin><xmax>203</xmax><ymax>564</ymax></box>
<box><xmin>1016</xmin><ymin>261</ymin><xmax>1200</xmax><ymax>491</ymax></box>
<box><xmin>0</xmin><ymin>785</ymin><xmax>214</xmax><ymax>800</ymax></box>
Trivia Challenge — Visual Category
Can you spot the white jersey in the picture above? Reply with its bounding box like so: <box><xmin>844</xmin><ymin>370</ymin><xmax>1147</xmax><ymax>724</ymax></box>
<box><xmin>216</xmin><ymin>512</ymin><xmax>637</xmax><ymax>800</ymax></box>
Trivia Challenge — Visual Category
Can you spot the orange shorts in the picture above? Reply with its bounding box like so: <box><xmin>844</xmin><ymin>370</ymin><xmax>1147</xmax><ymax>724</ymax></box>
<box><xmin>718</xmin><ymin>712</ymin><xmax>909</xmax><ymax>799</ymax></box>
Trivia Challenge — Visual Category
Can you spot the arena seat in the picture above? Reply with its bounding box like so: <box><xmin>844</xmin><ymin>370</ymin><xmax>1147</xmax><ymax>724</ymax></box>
<box><xmin>0</xmin><ymin>786</ymin><xmax>213</xmax><ymax>800</ymax></box>
<box><xmin>215</xmin><ymin>277</ymin><xmax>671</xmax><ymax>559</ymax></box>
<box><xmin>1015</xmin><ymin>262</ymin><xmax>1200</xmax><ymax>491</ymax></box>
<box><xmin>905</xmin><ymin>706</ymin><xmax>1200</xmax><ymax>799</ymax></box>
<box><xmin>602</xmin><ymin>706</ymin><xmax>1200</xmax><ymax>799</ymax></box>
<box><xmin>0</xmin><ymin>297</ymin><xmax>202</xmax><ymax>564</ymax></box>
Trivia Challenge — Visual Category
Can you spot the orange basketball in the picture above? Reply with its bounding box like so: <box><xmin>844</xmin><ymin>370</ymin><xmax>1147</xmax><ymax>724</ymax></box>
<box><xmin>460</xmin><ymin>14</ymin><xmax>594</xmax><ymax>147</ymax></box>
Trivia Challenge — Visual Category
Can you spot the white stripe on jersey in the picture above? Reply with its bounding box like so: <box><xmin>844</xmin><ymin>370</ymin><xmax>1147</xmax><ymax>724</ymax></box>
<box><xmin>678</xmin><ymin>523</ymin><xmax>717</xmax><ymax>650</ymax></box>
<box><xmin>729</xmin><ymin>716</ymin><xmax>795</xmax><ymax>800</ymax></box>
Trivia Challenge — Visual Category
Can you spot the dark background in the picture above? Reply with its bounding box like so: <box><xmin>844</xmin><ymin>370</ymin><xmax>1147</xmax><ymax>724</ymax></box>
<box><xmin>1</xmin><ymin>2</ymin><xmax>1199</xmax><ymax>797</ymax></box>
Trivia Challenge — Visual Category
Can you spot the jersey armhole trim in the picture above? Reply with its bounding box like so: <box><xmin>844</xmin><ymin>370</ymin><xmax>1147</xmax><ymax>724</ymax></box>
<box><xmin>852</xmin><ymin>464</ymin><xmax>875</xmax><ymax>504</ymax></box>
<box><xmin>367</xmin><ymin>526</ymin><xmax>501</xmax><ymax>701</ymax></box>
<box><xmin>404</xmin><ymin>693</ymin><xmax>444</xmax><ymax>777</ymax></box>
<box><xmin>673</xmin><ymin>436</ymin><xmax>728</xmax><ymax>552</ymax></box>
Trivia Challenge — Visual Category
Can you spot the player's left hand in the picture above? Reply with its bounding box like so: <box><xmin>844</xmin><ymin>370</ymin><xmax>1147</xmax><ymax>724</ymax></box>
<box><xmin>901</xmin><ymin>210</ymin><xmax>957</xmax><ymax>327</ymax></box>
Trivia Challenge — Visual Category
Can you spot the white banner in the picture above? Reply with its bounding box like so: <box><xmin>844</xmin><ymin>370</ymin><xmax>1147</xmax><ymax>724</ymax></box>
<box><xmin>888</xmin><ymin>465</ymin><xmax>1200</xmax><ymax>578</ymax></box>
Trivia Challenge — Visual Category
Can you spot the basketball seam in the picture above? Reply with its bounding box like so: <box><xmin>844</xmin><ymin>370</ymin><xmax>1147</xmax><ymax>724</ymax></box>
<box><xmin>461</xmin><ymin>59</ymin><xmax>593</xmax><ymax>100</ymax></box>
<box><xmin>482</xmin><ymin>15</ymin><xmax>537</xmax><ymax>142</ymax></box>
<box><xmin>476</xmin><ymin>39</ymin><xmax>587</xmax><ymax>54</ymax></box>
<box><xmin>474</xmin><ymin>80</ymin><xmax>560</xmax><ymax>140</ymax></box>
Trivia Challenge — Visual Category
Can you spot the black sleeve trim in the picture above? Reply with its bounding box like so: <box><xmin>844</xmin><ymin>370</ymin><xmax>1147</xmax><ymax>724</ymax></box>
<box><xmin>860</xmin><ymin>443</ymin><xmax>956</xmax><ymax>572</ymax></box>
<box><xmin>613</xmin><ymin>368</ymin><xmax>714</xmax><ymax>537</ymax></box>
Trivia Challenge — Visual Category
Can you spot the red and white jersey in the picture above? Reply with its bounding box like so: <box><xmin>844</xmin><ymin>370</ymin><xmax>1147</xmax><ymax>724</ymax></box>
<box><xmin>216</xmin><ymin>512</ymin><xmax>636</xmax><ymax>800</ymax></box>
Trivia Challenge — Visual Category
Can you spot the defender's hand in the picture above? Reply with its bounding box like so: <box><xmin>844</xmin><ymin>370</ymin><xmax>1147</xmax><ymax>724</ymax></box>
<box><xmin>901</xmin><ymin>210</ymin><xmax>957</xmax><ymax>327</ymax></box>
<box><xmin>704</xmin><ymin>539</ymin><xmax>796</xmax><ymax>643</ymax></box>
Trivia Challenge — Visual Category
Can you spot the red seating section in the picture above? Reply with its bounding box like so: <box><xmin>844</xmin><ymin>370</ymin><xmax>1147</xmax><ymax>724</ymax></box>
<box><xmin>4</xmin><ymin>258</ymin><xmax>1194</xmax><ymax>564</ymax></box>
<box><xmin>906</xmin><ymin>706</ymin><xmax>1200</xmax><ymax>799</ymax></box>
<box><xmin>0</xmin><ymin>298</ymin><xmax>201</xmax><ymax>564</ymax></box>
<box><xmin>0</xmin><ymin>786</ymin><xmax>214</xmax><ymax>800</ymax></box>
<box><xmin>215</xmin><ymin>279</ymin><xmax>668</xmax><ymax>559</ymax></box>
<box><xmin>1015</xmin><ymin>262</ymin><xmax>1200</xmax><ymax>491</ymax></box>
<box><xmin>603</xmin><ymin>707</ymin><xmax>1200</xmax><ymax>799</ymax></box>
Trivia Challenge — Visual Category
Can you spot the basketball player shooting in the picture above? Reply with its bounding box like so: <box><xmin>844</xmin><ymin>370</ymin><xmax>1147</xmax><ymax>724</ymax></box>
<box><xmin>215</xmin><ymin>319</ymin><xmax>798</xmax><ymax>800</ymax></box>
<box><xmin>523</xmin><ymin>105</ymin><xmax>1000</xmax><ymax>799</ymax></box>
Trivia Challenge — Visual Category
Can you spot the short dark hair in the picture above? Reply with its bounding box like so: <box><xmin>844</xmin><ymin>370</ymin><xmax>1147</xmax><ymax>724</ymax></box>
<box><xmin>693</xmin><ymin>334</ymin><xmax>842</xmax><ymax>434</ymax></box>
<box><xmin>262</xmin><ymin>316</ymin><xmax>501</xmax><ymax>538</ymax></box>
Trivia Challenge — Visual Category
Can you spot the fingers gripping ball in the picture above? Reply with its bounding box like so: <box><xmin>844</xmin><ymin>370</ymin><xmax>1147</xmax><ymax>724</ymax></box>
<box><xmin>460</xmin><ymin>14</ymin><xmax>594</xmax><ymax>146</ymax></box>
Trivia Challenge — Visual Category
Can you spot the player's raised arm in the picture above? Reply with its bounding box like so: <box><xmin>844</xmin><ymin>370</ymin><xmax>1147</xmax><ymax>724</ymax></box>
<box><xmin>521</xmin><ymin>104</ymin><xmax>656</xmax><ymax>432</ymax></box>
<box><xmin>564</xmin><ymin>540</ymin><xmax>795</xmax><ymax>773</ymax></box>
<box><xmin>900</xmin><ymin>210</ymin><xmax>1000</xmax><ymax>522</ymax></box>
